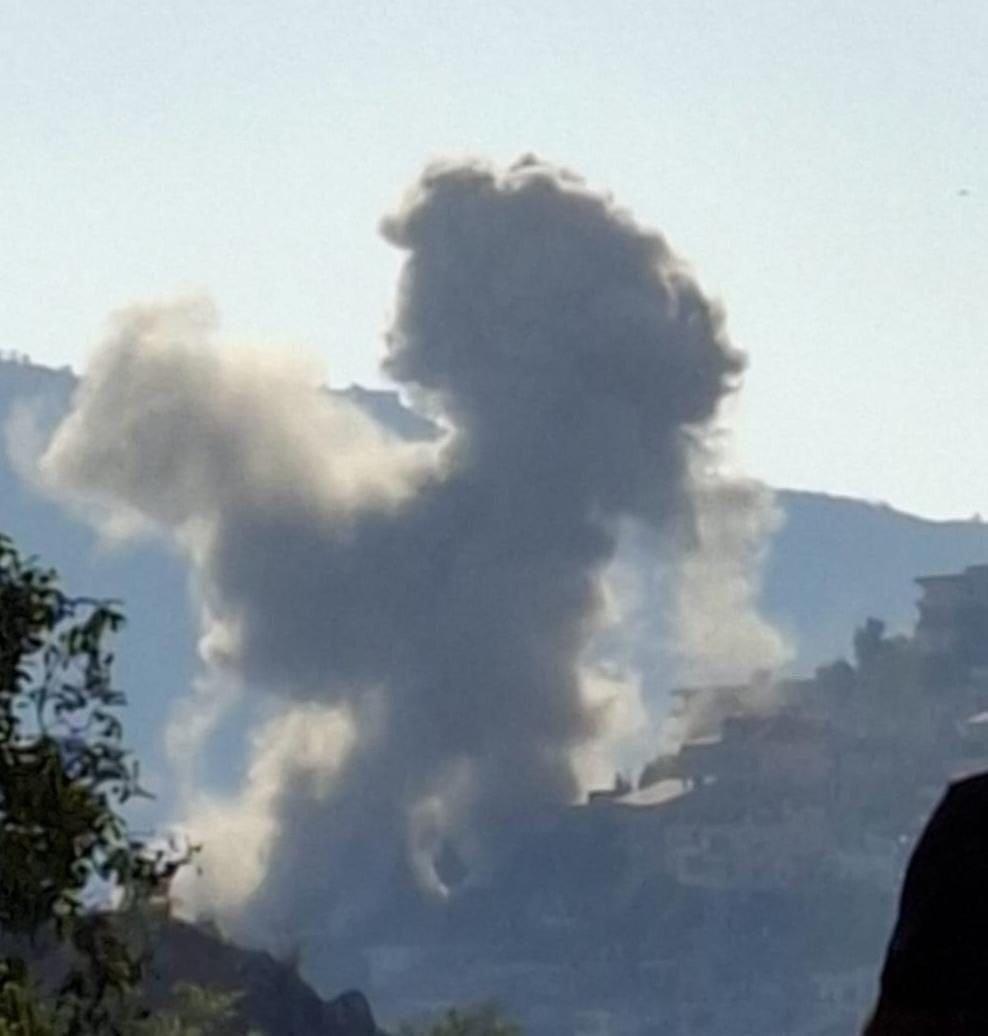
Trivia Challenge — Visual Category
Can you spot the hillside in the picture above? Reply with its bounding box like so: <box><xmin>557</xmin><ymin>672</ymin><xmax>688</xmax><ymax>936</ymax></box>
<box><xmin>764</xmin><ymin>489</ymin><xmax>988</xmax><ymax>669</ymax></box>
<box><xmin>4</xmin><ymin>357</ymin><xmax>987</xmax><ymax>677</ymax></box>
<box><xmin>145</xmin><ymin>916</ymin><xmax>382</xmax><ymax>1035</ymax></box>
<box><xmin>3</xmin><ymin>912</ymin><xmax>383</xmax><ymax>1035</ymax></box>
<box><xmin>3</xmin><ymin>357</ymin><xmax>988</xmax><ymax>1032</ymax></box>
<box><xmin>1</xmin><ymin>356</ymin><xmax>987</xmax><ymax>800</ymax></box>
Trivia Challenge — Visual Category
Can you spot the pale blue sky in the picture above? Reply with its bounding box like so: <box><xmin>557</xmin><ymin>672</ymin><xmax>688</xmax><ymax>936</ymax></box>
<box><xmin>2</xmin><ymin>1</ymin><xmax>986</xmax><ymax>518</ymax></box>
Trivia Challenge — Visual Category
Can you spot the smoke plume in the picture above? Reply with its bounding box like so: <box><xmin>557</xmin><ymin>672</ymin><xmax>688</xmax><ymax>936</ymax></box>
<box><xmin>671</xmin><ymin>477</ymin><xmax>789</xmax><ymax>681</ymax></box>
<box><xmin>41</xmin><ymin>157</ymin><xmax>772</xmax><ymax>958</ymax></box>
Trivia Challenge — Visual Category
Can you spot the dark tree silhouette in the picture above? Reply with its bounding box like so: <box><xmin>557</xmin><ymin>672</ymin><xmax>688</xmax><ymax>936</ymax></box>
<box><xmin>865</xmin><ymin>773</ymin><xmax>988</xmax><ymax>1034</ymax></box>
<box><xmin>0</xmin><ymin>532</ymin><xmax>184</xmax><ymax>1034</ymax></box>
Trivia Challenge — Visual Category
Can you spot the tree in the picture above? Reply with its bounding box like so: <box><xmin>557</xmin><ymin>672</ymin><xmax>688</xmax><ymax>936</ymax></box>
<box><xmin>129</xmin><ymin>983</ymin><xmax>249</xmax><ymax>1036</ymax></box>
<box><xmin>0</xmin><ymin>532</ymin><xmax>187</xmax><ymax>1033</ymax></box>
<box><xmin>0</xmin><ymin>956</ymin><xmax>62</xmax><ymax>1035</ymax></box>
<box><xmin>398</xmin><ymin>1004</ymin><xmax>523</xmax><ymax>1036</ymax></box>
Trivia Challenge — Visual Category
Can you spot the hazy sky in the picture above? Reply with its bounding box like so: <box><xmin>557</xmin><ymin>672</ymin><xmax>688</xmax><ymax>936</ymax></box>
<box><xmin>2</xmin><ymin>1</ymin><xmax>986</xmax><ymax>519</ymax></box>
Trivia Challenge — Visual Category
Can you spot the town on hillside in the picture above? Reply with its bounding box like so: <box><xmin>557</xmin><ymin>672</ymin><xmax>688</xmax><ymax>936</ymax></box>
<box><xmin>356</xmin><ymin>565</ymin><xmax>988</xmax><ymax>1036</ymax></box>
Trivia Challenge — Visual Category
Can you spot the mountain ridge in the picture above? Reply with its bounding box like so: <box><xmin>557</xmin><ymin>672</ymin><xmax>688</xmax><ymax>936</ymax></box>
<box><xmin>2</xmin><ymin>355</ymin><xmax>987</xmax><ymax>783</ymax></box>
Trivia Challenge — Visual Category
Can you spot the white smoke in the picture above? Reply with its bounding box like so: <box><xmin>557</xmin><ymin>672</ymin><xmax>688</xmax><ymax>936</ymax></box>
<box><xmin>672</xmin><ymin>476</ymin><xmax>790</xmax><ymax>685</ymax></box>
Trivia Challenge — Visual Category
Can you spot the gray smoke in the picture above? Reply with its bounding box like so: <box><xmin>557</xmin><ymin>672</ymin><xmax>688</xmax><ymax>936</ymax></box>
<box><xmin>40</xmin><ymin>157</ymin><xmax>766</xmax><ymax>957</ymax></box>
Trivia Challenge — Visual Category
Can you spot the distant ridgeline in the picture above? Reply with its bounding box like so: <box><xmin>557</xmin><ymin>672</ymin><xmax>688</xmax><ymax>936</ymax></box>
<box><xmin>5</xmin><ymin>356</ymin><xmax>988</xmax><ymax>1033</ymax></box>
<box><xmin>4</xmin><ymin>353</ymin><xmax>988</xmax><ymax>686</ymax></box>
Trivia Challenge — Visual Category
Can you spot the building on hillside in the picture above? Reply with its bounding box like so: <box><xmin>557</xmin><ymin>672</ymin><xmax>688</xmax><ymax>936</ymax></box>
<box><xmin>662</xmin><ymin>800</ymin><xmax>829</xmax><ymax>891</ymax></box>
<box><xmin>675</xmin><ymin>711</ymin><xmax>832</xmax><ymax>798</ymax></box>
<box><xmin>915</xmin><ymin>565</ymin><xmax>988</xmax><ymax>664</ymax></box>
<box><xmin>382</xmin><ymin>560</ymin><xmax>988</xmax><ymax>1035</ymax></box>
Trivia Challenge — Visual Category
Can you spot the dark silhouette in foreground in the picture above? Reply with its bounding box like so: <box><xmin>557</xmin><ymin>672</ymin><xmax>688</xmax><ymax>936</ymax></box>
<box><xmin>865</xmin><ymin>773</ymin><xmax>988</xmax><ymax>1034</ymax></box>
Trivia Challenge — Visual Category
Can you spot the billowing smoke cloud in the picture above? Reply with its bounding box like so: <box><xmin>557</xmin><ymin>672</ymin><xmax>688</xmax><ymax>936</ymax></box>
<box><xmin>41</xmin><ymin>157</ymin><xmax>773</xmax><ymax>958</ymax></box>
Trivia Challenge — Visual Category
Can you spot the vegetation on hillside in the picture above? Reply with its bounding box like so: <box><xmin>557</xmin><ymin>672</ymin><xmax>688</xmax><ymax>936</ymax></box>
<box><xmin>398</xmin><ymin>1004</ymin><xmax>522</xmax><ymax>1035</ymax></box>
<box><xmin>0</xmin><ymin>532</ymin><xmax>237</xmax><ymax>1034</ymax></box>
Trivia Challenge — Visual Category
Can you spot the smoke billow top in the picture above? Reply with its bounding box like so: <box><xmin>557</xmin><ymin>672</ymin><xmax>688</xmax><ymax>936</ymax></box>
<box><xmin>40</xmin><ymin>157</ymin><xmax>780</xmax><ymax>954</ymax></box>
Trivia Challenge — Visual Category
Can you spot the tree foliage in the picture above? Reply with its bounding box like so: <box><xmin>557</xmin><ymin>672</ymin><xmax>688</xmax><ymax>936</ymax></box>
<box><xmin>128</xmin><ymin>983</ymin><xmax>248</xmax><ymax>1036</ymax></box>
<box><xmin>0</xmin><ymin>533</ymin><xmax>189</xmax><ymax>1033</ymax></box>
<box><xmin>398</xmin><ymin>1004</ymin><xmax>523</xmax><ymax>1036</ymax></box>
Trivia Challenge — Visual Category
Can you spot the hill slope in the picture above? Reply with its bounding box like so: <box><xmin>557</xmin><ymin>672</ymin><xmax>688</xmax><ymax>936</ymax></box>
<box><xmin>764</xmin><ymin>489</ymin><xmax>988</xmax><ymax>669</ymax></box>
<box><xmin>2</xmin><ymin>355</ymin><xmax>987</xmax><ymax>779</ymax></box>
